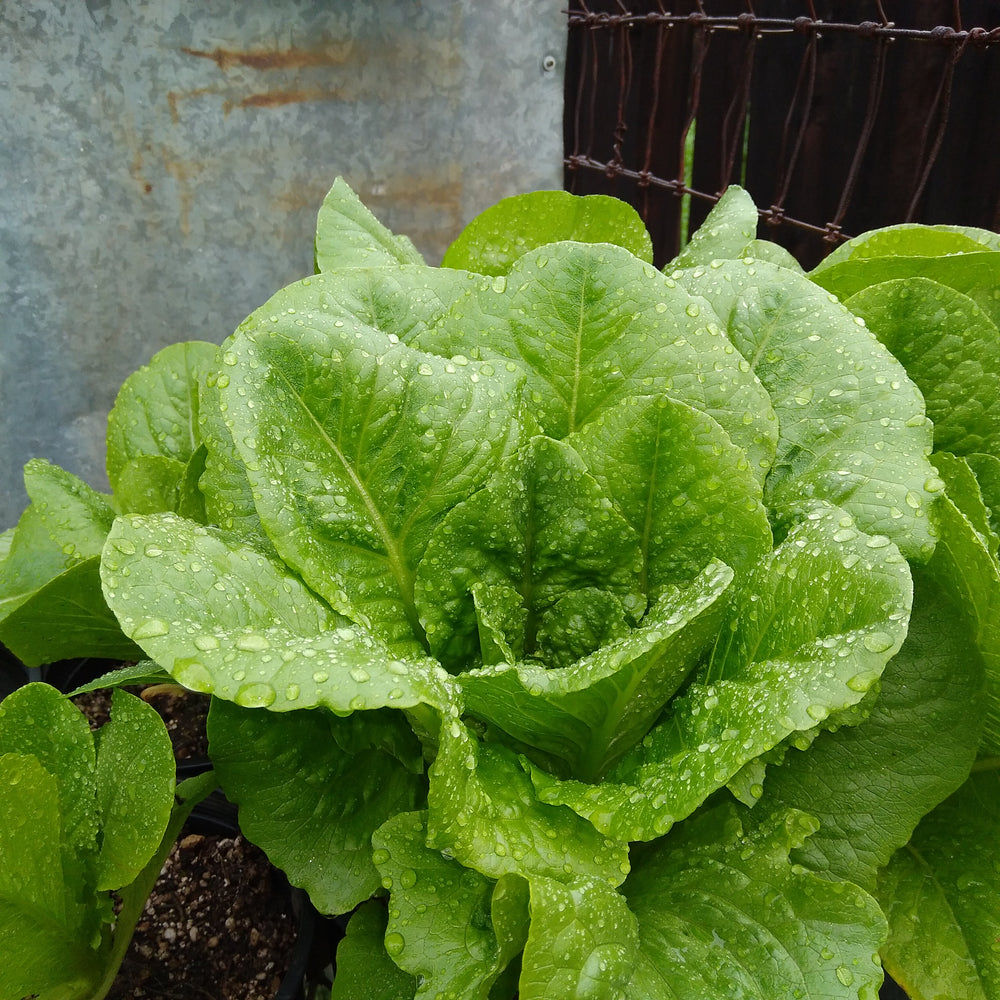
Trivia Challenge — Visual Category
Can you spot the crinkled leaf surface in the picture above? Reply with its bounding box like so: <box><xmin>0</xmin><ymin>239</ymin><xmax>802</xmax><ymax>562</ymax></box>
<box><xmin>315</xmin><ymin>176</ymin><xmax>424</xmax><ymax>270</ymax></box>
<box><xmin>441</xmin><ymin>188</ymin><xmax>654</xmax><ymax>274</ymax></box>
<box><xmin>568</xmin><ymin>392</ymin><xmax>772</xmax><ymax>594</ymax></box>
<box><xmin>0</xmin><ymin>754</ymin><xmax>102</xmax><ymax>1000</ymax></box>
<box><xmin>624</xmin><ymin>803</ymin><xmax>886</xmax><ymax>1000</ymax></box>
<box><xmin>530</xmin><ymin>504</ymin><xmax>912</xmax><ymax>842</ymax></box>
<box><xmin>675</xmin><ymin>256</ymin><xmax>938</xmax><ymax>558</ymax></box>
<box><xmin>968</xmin><ymin>452</ymin><xmax>1000</xmax><ymax>542</ymax></box>
<box><xmin>208</xmin><ymin>699</ymin><xmax>426</xmax><ymax>915</ymax></box>
<box><xmin>845</xmin><ymin>277</ymin><xmax>1000</xmax><ymax>456</ymax></box>
<box><xmin>105</xmin><ymin>340</ymin><xmax>217</xmax><ymax>496</ymax></box>
<box><xmin>94</xmin><ymin>688</ymin><xmax>175</xmax><ymax>891</ymax></box>
<box><xmin>220</xmin><ymin>312</ymin><xmax>526</xmax><ymax>653</ymax></box>
<box><xmin>669</xmin><ymin>185</ymin><xmax>757</xmax><ymax>269</ymax></box>
<box><xmin>416</xmin><ymin>435</ymin><xmax>644</xmax><ymax>669</ymax></box>
<box><xmin>878</xmin><ymin>771</ymin><xmax>1000</xmax><ymax>1000</ymax></box>
<box><xmin>426</xmin><ymin>717</ymin><xmax>630</xmax><ymax>888</ymax></box>
<box><xmin>755</xmin><ymin>566</ymin><xmax>985</xmax><ymax>889</ymax></box>
<box><xmin>458</xmin><ymin>561</ymin><xmax>733</xmax><ymax>782</ymax></box>
<box><xmin>102</xmin><ymin>513</ymin><xmax>456</xmax><ymax>716</ymax></box>
<box><xmin>519</xmin><ymin>875</ymin><xmax>638</xmax><ymax>1000</ymax></box>
<box><xmin>373</xmin><ymin>811</ymin><xmax>525</xmax><ymax>1000</ymax></box>
<box><xmin>454</xmin><ymin>241</ymin><xmax>778</xmax><ymax>475</ymax></box>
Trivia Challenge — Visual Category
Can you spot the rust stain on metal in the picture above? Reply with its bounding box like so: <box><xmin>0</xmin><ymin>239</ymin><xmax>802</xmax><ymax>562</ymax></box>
<box><xmin>180</xmin><ymin>44</ymin><xmax>353</xmax><ymax>72</ymax></box>
<box><xmin>161</xmin><ymin>154</ymin><xmax>205</xmax><ymax>237</ymax></box>
<box><xmin>167</xmin><ymin>87</ymin><xmax>223</xmax><ymax>124</ymax></box>
<box><xmin>224</xmin><ymin>87</ymin><xmax>344</xmax><ymax>112</ymax></box>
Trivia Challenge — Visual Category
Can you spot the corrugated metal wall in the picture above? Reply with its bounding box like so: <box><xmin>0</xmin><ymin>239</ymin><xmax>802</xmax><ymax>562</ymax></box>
<box><xmin>0</xmin><ymin>0</ymin><xmax>565</xmax><ymax>528</ymax></box>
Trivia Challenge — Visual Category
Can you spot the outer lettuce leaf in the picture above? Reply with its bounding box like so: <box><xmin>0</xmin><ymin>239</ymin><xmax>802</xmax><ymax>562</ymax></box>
<box><xmin>441</xmin><ymin>188</ymin><xmax>654</xmax><ymax>274</ymax></box>
<box><xmin>221</xmin><ymin>311</ymin><xmax>527</xmax><ymax>654</ymax></box>
<box><xmin>426</xmin><ymin>717</ymin><xmax>630</xmax><ymax>888</ymax></box>
<box><xmin>669</xmin><ymin>185</ymin><xmax>758</xmax><ymax>269</ymax></box>
<box><xmin>315</xmin><ymin>176</ymin><xmax>424</xmax><ymax>271</ymax></box>
<box><xmin>330</xmin><ymin>900</ymin><xmax>418</xmax><ymax>1000</ymax></box>
<box><xmin>675</xmin><ymin>256</ymin><xmax>938</xmax><ymax>560</ymax></box>
<box><xmin>968</xmin><ymin>452</ymin><xmax>1000</xmax><ymax>542</ymax></box>
<box><xmin>0</xmin><ymin>459</ymin><xmax>115</xmax><ymax>617</ymax></box>
<box><xmin>105</xmin><ymin>340</ymin><xmax>217</xmax><ymax>500</ymax></box>
<box><xmin>921</xmin><ymin>463</ymin><xmax>1000</xmax><ymax>755</ymax></box>
<box><xmin>435</xmin><ymin>241</ymin><xmax>779</xmax><ymax>475</ymax></box>
<box><xmin>101</xmin><ymin>513</ymin><xmax>456</xmax><ymax>716</ymax></box>
<box><xmin>0</xmin><ymin>556</ymin><xmax>144</xmax><ymax>667</ymax></box>
<box><xmin>94</xmin><ymin>688</ymin><xmax>176</xmax><ymax>891</ymax></box>
<box><xmin>458</xmin><ymin>561</ymin><xmax>733</xmax><ymax>782</ymax></box>
<box><xmin>812</xmin><ymin>248</ymin><xmax>1000</xmax><ymax>331</ymax></box>
<box><xmin>530</xmin><ymin>504</ymin><xmax>912</xmax><ymax>842</ymax></box>
<box><xmin>845</xmin><ymin>277</ymin><xmax>1000</xmax><ymax>456</ymax></box>
<box><xmin>416</xmin><ymin>435</ymin><xmax>644</xmax><ymax>670</ymax></box>
<box><xmin>519</xmin><ymin>875</ymin><xmax>638</xmax><ymax>1000</ymax></box>
<box><xmin>568</xmin><ymin>392</ymin><xmax>772</xmax><ymax>594</ymax></box>
<box><xmin>0</xmin><ymin>754</ymin><xmax>103</xmax><ymax>1000</ymax></box>
<box><xmin>0</xmin><ymin>683</ymin><xmax>99</xmax><ymax>865</ymax></box>
<box><xmin>812</xmin><ymin>224</ymin><xmax>1000</xmax><ymax>271</ymax></box>
<box><xmin>624</xmin><ymin>803</ymin><xmax>886</xmax><ymax>1000</ymax></box>
<box><xmin>372</xmin><ymin>811</ymin><xmax>528</xmax><ymax>1000</ymax></box>
<box><xmin>878</xmin><ymin>771</ymin><xmax>1000</xmax><ymax>1000</ymax></box>
<box><xmin>207</xmin><ymin>699</ymin><xmax>426</xmax><ymax>916</ymax></box>
<box><xmin>754</xmin><ymin>566</ymin><xmax>985</xmax><ymax>889</ymax></box>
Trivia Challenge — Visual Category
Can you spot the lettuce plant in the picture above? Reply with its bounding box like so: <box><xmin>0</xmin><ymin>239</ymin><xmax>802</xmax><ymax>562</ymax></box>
<box><xmin>1</xmin><ymin>179</ymin><xmax>997</xmax><ymax>999</ymax></box>
<box><xmin>0</xmin><ymin>682</ymin><xmax>216</xmax><ymax>1000</ymax></box>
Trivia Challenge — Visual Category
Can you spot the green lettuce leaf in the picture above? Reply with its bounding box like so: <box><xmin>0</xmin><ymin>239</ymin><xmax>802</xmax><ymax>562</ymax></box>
<box><xmin>519</xmin><ymin>875</ymin><xmax>638</xmax><ymax>1000</ymax></box>
<box><xmin>101</xmin><ymin>513</ymin><xmax>456</xmax><ymax>716</ymax></box>
<box><xmin>426</xmin><ymin>717</ymin><xmax>630</xmax><ymax>888</ymax></box>
<box><xmin>674</xmin><ymin>256</ymin><xmax>938</xmax><ymax>560</ymax></box>
<box><xmin>208</xmin><ymin>698</ymin><xmax>426</xmax><ymax>915</ymax></box>
<box><xmin>624</xmin><ymin>803</ymin><xmax>886</xmax><ymax>1000</ymax></box>
<box><xmin>668</xmin><ymin>185</ymin><xmax>758</xmax><ymax>269</ymax></box>
<box><xmin>220</xmin><ymin>308</ymin><xmax>527</xmax><ymax>654</ymax></box>
<box><xmin>845</xmin><ymin>277</ymin><xmax>1000</xmax><ymax>456</ymax></box>
<box><xmin>105</xmin><ymin>340</ymin><xmax>217</xmax><ymax>500</ymax></box>
<box><xmin>330</xmin><ymin>901</ymin><xmax>418</xmax><ymax>1000</ymax></box>
<box><xmin>530</xmin><ymin>503</ymin><xmax>912</xmax><ymax>842</ymax></box>
<box><xmin>878</xmin><ymin>770</ymin><xmax>1000</xmax><ymax>1000</ymax></box>
<box><xmin>568</xmin><ymin>392</ymin><xmax>772</xmax><ymax>593</ymax></box>
<box><xmin>442</xmin><ymin>188</ymin><xmax>654</xmax><ymax>274</ymax></box>
<box><xmin>458</xmin><ymin>561</ymin><xmax>732</xmax><ymax>781</ymax></box>
<box><xmin>754</xmin><ymin>566</ymin><xmax>985</xmax><ymax>889</ymax></box>
<box><xmin>416</xmin><ymin>435</ymin><xmax>644</xmax><ymax>670</ymax></box>
<box><xmin>372</xmin><ymin>811</ymin><xmax>528</xmax><ymax>999</ymax></box>
<box><xmin>315</xmin><ymin>176</ymin><xmax>425</xmax><ymax>271</ymax></box>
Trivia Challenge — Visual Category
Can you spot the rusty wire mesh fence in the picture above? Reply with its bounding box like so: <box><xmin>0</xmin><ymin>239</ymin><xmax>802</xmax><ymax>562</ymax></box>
<box><xmin>564</xmin><ymin>1</ymin><xmax>1000</xmax><ymax>267</ymax></box>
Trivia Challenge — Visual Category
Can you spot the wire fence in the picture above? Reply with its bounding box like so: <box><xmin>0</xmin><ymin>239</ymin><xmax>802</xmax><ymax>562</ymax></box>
<box><xmin>564</xmin><ymin>1</ymin><xmax>1000</xmax><ymax>266</ymax></box>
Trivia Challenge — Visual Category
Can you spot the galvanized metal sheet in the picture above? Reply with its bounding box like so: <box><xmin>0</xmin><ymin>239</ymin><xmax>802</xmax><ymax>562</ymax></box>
<box><xmin>0</xmin><ymin>0</ymin><xmax>565</xmax><ymax>527</ymax></box>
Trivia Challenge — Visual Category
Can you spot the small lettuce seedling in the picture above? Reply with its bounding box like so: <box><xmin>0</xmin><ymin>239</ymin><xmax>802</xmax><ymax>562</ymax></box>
<box><xmin>0</xmin><ymin>683</ymin><xmax>215</xmax><ymax>1000</ymax></box>
<box><xmin>1</xmin><ymin>180</ymin><xmax>998</xmax><ymax>999</ymax></box>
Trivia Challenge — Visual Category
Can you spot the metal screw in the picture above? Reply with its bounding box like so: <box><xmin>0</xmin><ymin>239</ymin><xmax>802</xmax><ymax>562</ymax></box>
<box><xmin>542</xmin><ymin>53</ymin><xmax>557</xmax><ymax>72</ymax></box>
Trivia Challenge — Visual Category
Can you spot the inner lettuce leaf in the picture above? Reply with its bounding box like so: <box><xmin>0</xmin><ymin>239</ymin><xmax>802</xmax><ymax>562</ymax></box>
<box><xmin>415</xmin><ymin>435</ymin><xmax>645</xmax><ymax>670</ymax></box>
<box><xmin>441</xmin><ymin>187</ymin><xmax>654</xmax><ymax>274</ymax></box>
<box><xmin>458</xmin><ymin>560</ymin><xmax>733</xmax><ymax>782</ymax></box>
<box><xmin>529</xmin><ymin>503</ymin><xmax>912</xmax><ymax>842</ymax></box>
<box><xmin>416</xmin><ymin>240</ymin><xmax>779</xmax><ymax>478</ymax></box>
